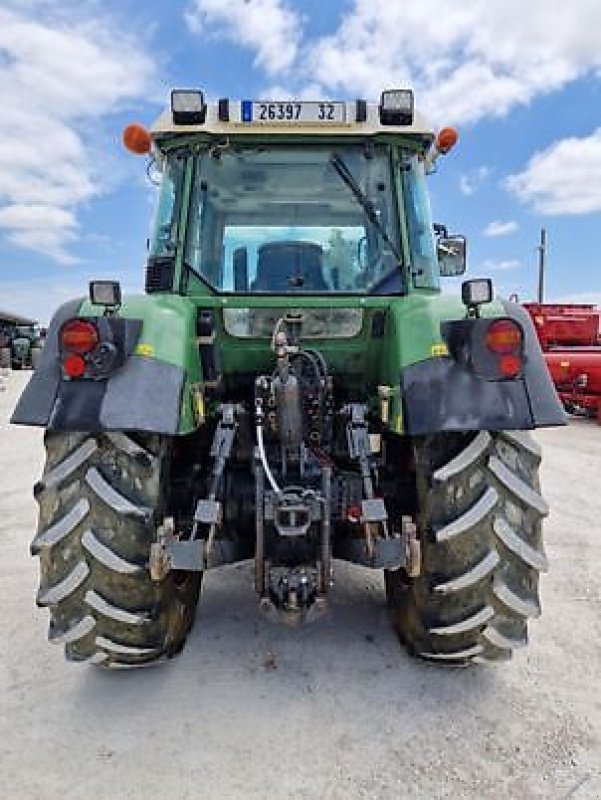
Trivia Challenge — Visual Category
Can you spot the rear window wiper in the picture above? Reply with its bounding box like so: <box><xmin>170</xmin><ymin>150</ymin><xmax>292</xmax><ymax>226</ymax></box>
<box><xmin>329</xmin><ymin>153</ymin><xmax>402</xmax><ymax>265</ymax></box>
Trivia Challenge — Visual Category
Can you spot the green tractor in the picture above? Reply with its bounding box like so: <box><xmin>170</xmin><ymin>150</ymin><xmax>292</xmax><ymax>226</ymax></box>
<box><xmin>13</xmin><ymin>90</ymin><xmax>564</xmax><ymax>668</ymax></box>
<box><xmin>0</xmin><ymin>325</ymin><xmax>10</xmax><ymax>369</ymax></box>
<box><xmin>2</xmin><ymin>324</ymin><xmax>43</xmax><ymax>370</ymax></box>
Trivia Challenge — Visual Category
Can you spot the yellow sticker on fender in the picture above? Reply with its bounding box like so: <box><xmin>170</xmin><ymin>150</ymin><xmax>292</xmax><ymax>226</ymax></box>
<box><xmin>431</xmin><ymin>343</ymin><xmax>449</xmax><ymax>357</ymax></box>
<box><xmin>191</xmin><ymin>386</ymin><xmax>205</xmax><ymax>424</ymax></box>
<box><xmin>135</xmin><ymin>343</ymin><xmax>154</xmax><ymax>357</ymax></box>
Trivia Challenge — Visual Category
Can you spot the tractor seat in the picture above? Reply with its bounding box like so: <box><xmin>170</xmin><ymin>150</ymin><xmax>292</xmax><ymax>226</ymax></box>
<box><xmin>252</xmin><ymin>241</ymin><xmax>328</xmax><ymax>292</ymax></box>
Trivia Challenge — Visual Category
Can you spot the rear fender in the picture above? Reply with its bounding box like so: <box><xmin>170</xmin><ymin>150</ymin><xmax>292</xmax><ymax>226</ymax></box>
<box><xmin>11</xmin><ymin>294</ymin><xmax>202</xmax><ymax>435</ymax></box>
<box><xmin>400</xmin><ymin>299</ymin><xmax>566</xmax><ymax>435</ymax></box>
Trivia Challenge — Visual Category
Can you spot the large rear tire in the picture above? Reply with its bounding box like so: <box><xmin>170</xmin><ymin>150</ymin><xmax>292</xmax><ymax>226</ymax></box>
<box><xmin>1</xmin><ymin>347</ymin><xmax>11</xmax><ymax>369</ymax></box>
<box><xmin>386</xmin><ymin>430</ymin><xmax>548</xmax><ymax>664</ymax></box>
<box><xmin>33</xmin><ymin>432</ymin><xmax>201</xmax><ymax>667</ymax></box>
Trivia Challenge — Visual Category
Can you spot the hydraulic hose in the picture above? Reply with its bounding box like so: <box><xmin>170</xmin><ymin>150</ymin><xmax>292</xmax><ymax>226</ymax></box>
<box><xmin>256</xmin><ymin>423</ymin><xmax>282</xmax><ymax>496</ymax></box>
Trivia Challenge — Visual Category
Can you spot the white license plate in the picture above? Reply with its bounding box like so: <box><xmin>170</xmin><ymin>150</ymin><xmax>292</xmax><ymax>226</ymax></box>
<box><xmin>242</xmin><ymin>100</ymin><xmax>346</xmax><ymax>125</ymax></box>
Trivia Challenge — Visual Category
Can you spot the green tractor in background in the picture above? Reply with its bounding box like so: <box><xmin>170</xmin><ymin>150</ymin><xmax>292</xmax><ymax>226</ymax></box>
<box><xmin>0</xmin><ymin>325</ymin><xmax>10</xmax><ymax>369</ymax></box>
<box><xmin>13</xmin><ymin>90</ymin><xmax>564</xmax><ymax>668</ymax></box>
<box><xmin>1</xmin><ymin>324</ymin><xmax>43</xmax><ymax>370</ymax></box>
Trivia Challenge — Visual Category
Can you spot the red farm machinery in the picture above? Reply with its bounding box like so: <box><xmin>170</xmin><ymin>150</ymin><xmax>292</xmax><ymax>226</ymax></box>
<box><xmin>524</xmin><ymin>303</ymin><xmax>601</xmax><ymax>422</ymax></box>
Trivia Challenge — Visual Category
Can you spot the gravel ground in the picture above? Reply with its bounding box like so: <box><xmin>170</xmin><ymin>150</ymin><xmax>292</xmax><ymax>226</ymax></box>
<box><xmin>1</xmin><ymin>369</ymin><xmax>600</xmax><ymax>800</ymax></box>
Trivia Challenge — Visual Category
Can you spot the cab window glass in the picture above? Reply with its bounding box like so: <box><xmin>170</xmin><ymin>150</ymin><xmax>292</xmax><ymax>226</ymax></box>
<box><xmin>185</xmin><ymin>145</ymin><xmax>402</xmax><ymax>295</ymax></box>
<box><xmin>149</xmin><ymin>159</ymin><xmax>184</xmax><ymax>258</ymax></box>
<box><xmin>401</xmin><ymin>155</ymin><xmax>439</xmax><ymax>290</ymax></box>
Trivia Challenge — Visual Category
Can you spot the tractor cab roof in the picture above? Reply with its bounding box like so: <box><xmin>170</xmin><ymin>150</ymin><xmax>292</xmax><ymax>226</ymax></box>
<box><xmin>150</xmin><ymin>93</ymin><xmax>435</xmax><ymax>152</ymax></box>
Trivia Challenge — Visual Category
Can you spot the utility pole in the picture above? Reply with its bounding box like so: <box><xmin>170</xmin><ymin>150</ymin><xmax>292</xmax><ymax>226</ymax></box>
<box><xmin>537</xmin><ymin>228</ymin><xmax>546</xmax><ymax>303</ymax></box>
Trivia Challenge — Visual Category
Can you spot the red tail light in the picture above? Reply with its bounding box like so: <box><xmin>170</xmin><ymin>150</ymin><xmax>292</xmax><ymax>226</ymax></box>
<box><xmin>60</xmin><ymin>319</ymin><xmax>99</xmax><ymax>354</ymax></box>
<box><xmin>499</xmin><ymin>354</ymin><xmax>522</xmax><ymax>378</ymax></box>
<box><xmin>63</xmin><ymin>353</ymin><xmax>87</xmax><ymax>378</ymax></box>
<box><xmin>486</xmin><ymin>319</ymin><xmax>523</xmax><ymax>355</ymax></box>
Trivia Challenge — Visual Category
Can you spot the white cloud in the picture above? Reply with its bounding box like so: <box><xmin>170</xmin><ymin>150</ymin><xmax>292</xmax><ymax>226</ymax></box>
<box><xmin>306</xmin><ymin>0</ymin><xmax>601</xmax><ymax>124</ymax></box>
<box><xmin>505</xmin><ymin>128</ymin><xmax>601</xmax><ymax>215</ymax></box>
<box><xmin>0</xmin><ymin>6</ymin><xmax>156</xmax><ymax>263</ymax></box>
<box><xmin>185</xmin><ymin>0</ymin><xmax>301</xmax><ymax>74</ymax></box>
<box><xmin>481</xmin><ymin>258</ymin><xmax>522</xmax><ymax>271</ymax></box>
<box><xmin>0</xmin><ymin>204</ymin><xmax>79</xmax><ymax>265</ymax></box>
<box><xmin>260</xmin><ymin>82</ymin><xmax>324</xmax><ymax>101</ymax></box>
<box><xmin>193</xmin><ymin>1</ymin><xmax>601</xmax><ymax>126</ymax></box>
<box><xmin>459</xmin><ymin>166</ymin><xmax>490</xmax><ymax>196</ymax></box>
<box><xmin>458</xmin><ymin>176</ymin><xmax>474</xmax><ymax>196</ymax></box>
<box><xmin>484</xmin><ymin>220</ymin><xmax>518</xmax><ymax>237</ymax></box>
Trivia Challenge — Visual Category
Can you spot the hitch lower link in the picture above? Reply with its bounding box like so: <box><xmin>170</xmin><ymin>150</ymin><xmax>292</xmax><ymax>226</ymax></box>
<box><xmin>344</xmin><ymin>404</ymin><xmax>394</xmax><ymax>565</ymax></box>
<box><xmin>334</xmin><ymin>404</ymin><xmax>421</xmax><ymax>574</ymax></box>
<box><xmin>150</xmin><ymin>404</ymin><xmax>239</xmax><ymax>580</ymax></box>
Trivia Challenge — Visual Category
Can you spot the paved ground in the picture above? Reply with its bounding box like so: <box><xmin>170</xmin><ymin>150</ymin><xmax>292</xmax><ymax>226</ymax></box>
<box><xmin>1</xmin><ymin>369</ymin><xmax>600</xmax><ymax>800</ymax></box>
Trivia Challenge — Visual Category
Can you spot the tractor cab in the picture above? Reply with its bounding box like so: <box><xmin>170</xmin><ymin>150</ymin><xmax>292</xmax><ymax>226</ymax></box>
<box><xmin>141</xmin><ymin>91</ymin><xmax>464</xmax><ymax>299</ymax></box>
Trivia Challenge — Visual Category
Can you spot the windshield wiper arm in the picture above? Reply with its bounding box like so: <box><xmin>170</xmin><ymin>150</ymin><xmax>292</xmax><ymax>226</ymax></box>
<box><xmin>329</xmin><ymin>153</ymin><xmax>402</xmax><ymax>264</ymax></box>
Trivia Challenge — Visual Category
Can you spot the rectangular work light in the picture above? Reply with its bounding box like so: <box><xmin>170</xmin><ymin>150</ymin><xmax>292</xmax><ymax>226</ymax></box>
<box><xmin>89</xmin><ymin>280</ymin><xmax>121</xmax><ymax>308</ymax></box>
<box><xmin>171</xmin><ymin>89</ymin><xmax>206</xmax><ymax>125</ymax></box>
<box><xmin>379</xmin><ymin>89</ymin><xmax>414</xmax><ymax>125</ymax></box>
<box><xmin>461</xmin><ymin>279</ymin><xmax>493</xmax><ymax>309</ymax></box>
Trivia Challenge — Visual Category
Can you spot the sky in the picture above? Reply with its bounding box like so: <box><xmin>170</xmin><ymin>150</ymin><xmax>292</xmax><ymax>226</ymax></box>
<box><xmin>0</xmin><ymin>0</ymin><xmax>600</xmax><ymax>323</ymax></box>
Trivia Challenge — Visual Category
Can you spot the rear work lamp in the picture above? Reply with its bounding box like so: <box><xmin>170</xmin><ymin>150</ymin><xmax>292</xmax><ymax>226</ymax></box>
<box><xmin>89</xmin><ymin>280</ymin><xmax>121</xmax><ymax>309</ymax></box>
<box><xmin>171</xmin><ymin>90</ymin><xmax>206</xmax><ymax>125</ymax></box>
<box><xmin>379</xmin><ymin>89</ymin><xmax>414</xmax><ymax>125</ymax></box>
<box><xmin>462</xmin><ymin>279</ymin><xmax>493</xmax><ymax>314</ymax></box>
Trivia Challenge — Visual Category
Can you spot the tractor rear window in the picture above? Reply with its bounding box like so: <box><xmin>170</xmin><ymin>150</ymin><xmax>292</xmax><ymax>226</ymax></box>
<box><xmin>185</xmin><ymin>145</ymin><xmax>403</xmax><ymax>295</ymax></box>
<box><xmin>223</xmin><ymin>307</ymin><xmax>364</xmax><ymax>338</ymax></box>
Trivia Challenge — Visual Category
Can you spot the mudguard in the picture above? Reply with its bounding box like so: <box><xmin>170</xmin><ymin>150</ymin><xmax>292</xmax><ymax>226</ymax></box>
<box><xmin>11</xmin><ymin>295</ymin><xmax>200</xmax><ymax>435</ymax></box>
<box><xmin>400</xmin><ymin>299</ymin><xmax>566</xmax><ymax>435</ymax></box>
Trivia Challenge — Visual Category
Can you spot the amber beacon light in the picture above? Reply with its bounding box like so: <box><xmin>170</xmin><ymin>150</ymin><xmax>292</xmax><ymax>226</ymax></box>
<box><xmin>122</xmin><ymin>123</ymin><xmax>152</xmax><ymax>155</ymax></box>
<box><xmin>435</xmin><ymin>127</ymin><xmax>459</xmax><ymax>154</ymax></box>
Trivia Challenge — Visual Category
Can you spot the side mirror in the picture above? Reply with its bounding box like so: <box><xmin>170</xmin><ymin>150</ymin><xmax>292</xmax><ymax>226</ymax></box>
<box><xmin>437</xmin><ymin>234</ymin><xmax>467</xmax><ymax>277</ymax></box>
<box><xmin>233</xmin><ymin>247</ymin><xmax>248</xmax><ymax>292</ymax></box>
